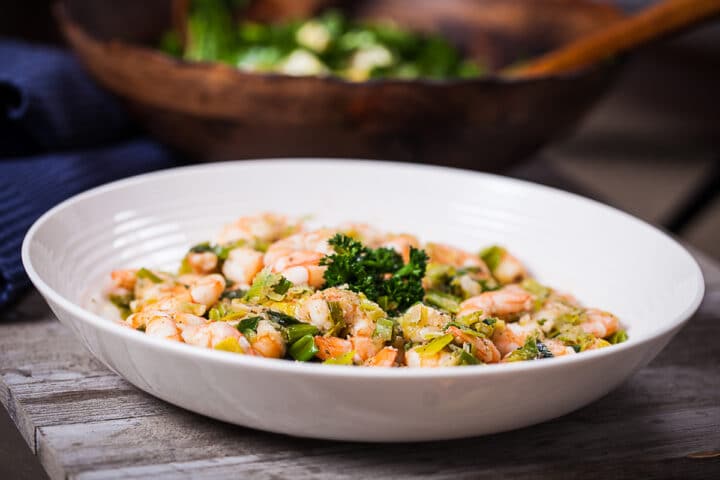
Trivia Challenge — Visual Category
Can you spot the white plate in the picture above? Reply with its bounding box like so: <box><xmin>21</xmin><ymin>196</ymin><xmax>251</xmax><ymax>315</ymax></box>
<box><xmin>22</xmin><ymin>160</ymin><xmax>704</xmax><ymax>442</ymax></box>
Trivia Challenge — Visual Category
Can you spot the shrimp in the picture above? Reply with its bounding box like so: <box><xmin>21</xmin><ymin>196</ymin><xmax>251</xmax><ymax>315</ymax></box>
<box><xmin>542</xmin><ymin>338</ymin><xmax>576</xmax><ymax>357</ymax></box>
<box><xmin>492</xmin><ymin>322</ymin><xmax>539</xmax><ymax>357</ymax></box>
<box><xmin>425</xmin><ymin>243</ymin><xmax>490</xmax><ymax>274</ymax></box>
<box><xmin>491</xmin><ymin>249</ymin><xmax>528</xmax><ymax>285</ymax></box>
<box><xmin>217</xmin><ymin>212</ymin><xmax>299</xmax><ymax>245</ymax></box>
<box><xmin>364</xmin><ymin>347</ymin><xmax>399</xmax><ymax>367</ymax></box>
<box><xmin>314</xmin><ymin>336</ymin><xmax>352</xmax><ymax>361</ymax></box>
<box><xmin>144</xmin><ymin>313</ymin><xmax>182</xmax><ymax>342</ymax></box>
<box><xmin>381</xmin><ymin>234</ymin><xmax>420</xmax><ymax>263</ymax></box>
<box><xmin>338</xmin><ymin>223</ymin><xmax>386</xmax><ymax>245</ymax></box>
<box><xmin>251</xmin><ymin>320</ymin><xmax>286</xmax><ymax>358</ymax></box>
<box><xmin>181</xmin><ymin>321</ymin><xmax>252</xmax><ymax>351</ymax></box>
<box><xmin>186</xmin><ymin>251</ymin><xmax>218</xmax><ymax>274</ymax></box>
<box><xmin>458</xmin><ymin>284</ymin><xmax>533</xmax><ymax>319</ymax></box>
<box><xmin>398</xmin><ymin>304</ymin><xmax>451</xmax><ymax>343</ymax></box>
<box><xmin>405</xmin><ymin>346</ymin><xmax>459</xmax><ymax>368</ymax></box>
<box><xmin>264</xmin><ymin>229</ymin><xmax>334</xmax><ymax>287</ymax></box>
<box><xmin>222</xmin><ymin>247</ymin><xmax>264</xmax><ymax>286</ymax></box>
<box><xmin>314</xmin><ymin>336</ymin><xmax>388</xmax><ymax>364</ymax></box>
<box><xmin>446</xmin><ymin>326</ymin><xmax>501</xmax><ymax>363</ymax></box>
<box><xmin>111</xmin><ymin>269</ymin><xmax>137</xmax><ymax>290</ymax></box>
<box><xmin>189</xmin><ymin>274</ymin><xmax>225</xmax><ymax>306</ymax></box>
<box><xmin>297</xmin><ymin>288</ymin><xmax>379</xmax><ymax>336</ymax></box>
<box><xmin>580</xmin><ymin>309</ymin><xmax>619</xmax><ymax>338</ymax></box>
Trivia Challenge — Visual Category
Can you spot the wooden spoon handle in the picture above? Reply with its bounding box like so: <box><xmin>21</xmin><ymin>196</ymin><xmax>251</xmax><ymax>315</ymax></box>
<box><xmin>507</xmin><ymin>0</ymin><xmax>720</xmax><ymax>78</ymax></box>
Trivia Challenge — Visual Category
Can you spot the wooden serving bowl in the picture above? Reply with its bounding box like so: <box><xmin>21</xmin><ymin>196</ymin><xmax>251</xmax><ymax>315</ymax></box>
<box><xmin>56</xmin><ymin>0</ymin><xmax>624</xmax><ymax>170</ymax></box>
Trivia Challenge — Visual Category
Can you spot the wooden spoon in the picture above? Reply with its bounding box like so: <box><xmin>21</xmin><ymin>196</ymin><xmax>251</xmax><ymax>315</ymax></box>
<box><xmin>506</xmin><ymin>0</ymin><xmax>720</xmax><ymax>78</ymax></box>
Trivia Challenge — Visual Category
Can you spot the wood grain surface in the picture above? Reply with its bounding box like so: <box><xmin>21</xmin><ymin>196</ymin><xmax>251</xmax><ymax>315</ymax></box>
<box><xmin>1</xmin><ymin>252</ymin><xmax>719</xmax><ymax>479</ymax></box>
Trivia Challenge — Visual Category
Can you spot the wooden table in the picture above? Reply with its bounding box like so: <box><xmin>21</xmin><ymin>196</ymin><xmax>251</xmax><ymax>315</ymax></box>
<box><xmin>1</xmin><ymin>251</ymin><xmax>719</xmax><ymax>480</ymax></box>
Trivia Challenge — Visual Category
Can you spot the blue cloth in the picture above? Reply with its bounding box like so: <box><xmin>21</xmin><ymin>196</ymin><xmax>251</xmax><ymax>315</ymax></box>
<box><xmin>1</xmin><ymin>40</ymin><xmax>180</xmax><ymax>306</ymax></box>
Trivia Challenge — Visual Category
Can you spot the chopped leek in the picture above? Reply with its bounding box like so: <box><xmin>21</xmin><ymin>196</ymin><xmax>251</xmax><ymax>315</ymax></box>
<box><xmin>286</xmin><ymin>323</ymin><xmax>320</xmax><ymax>344</ymax></box>
<box><xmin>323</xmin><ymin>351</ymin><xmax>355</xmax><ymax>365</ymax></box>
<box><xmin>373</xmin><ymin>318</ymin><xmax>394</xmax><ymax>342</ymax></box>
<box><xmin>289</xmin><ymin>335</ymin><xmax>319</xmax><ymax>362</ymax></box>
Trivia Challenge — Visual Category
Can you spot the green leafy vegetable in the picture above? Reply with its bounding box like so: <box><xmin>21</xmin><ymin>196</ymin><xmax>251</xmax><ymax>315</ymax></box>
<box><xmin>237</xmin><ymin>316</ymin><xmax>261</xmax><ymax>336</ymax></box>
<box><xmin>606</xmin><ymin>329</ymin><xmax>628</xmax><ymax>344</ymax></box>
<box><xmin>289</xmin><ymin>335</ymin><xmax>319</xmax><ymax>361</ymax></box>
<box><xmin>321</xmin><ymin>234</ymin><xmax>428</xmax><ymax>313</ymax></box>
<box><xmin>373</xmin><ymin>318</ymin><xmax>395</xmax><ymax>342</ymax></box>
<box><xmin>266</xmin><ymin>310</ymin><xmax>301</xmax><ymax>327</ymax></box>
<box><xmin>286</xmin><ymin>323</ymin><xmax>320</xmax><ymax>344</ymax></box>
<box><xmin>323</xmin><ymin>351</ymin><xmax>355</xmax><ymax>365</ymax></box>
<box><xmin>479</xmin><ymin>246</ymin><xmax>505</xmax><ymax>272</ymax></box>
<box><xmin>504</xmin><ymin>336</ymin><xmax>553</xmax><ymax>362</ymax></box>
<box><xmin>137</xmin><ymin>268</ymin><xmax>163</xmax><ymax>283</ymax></box>
<box><xmin>424</xmin><ymin>291</ymin><xmax>461</xmax><ymax>314</ymax></box>
<box><xmin>415</xmin><ymin>333</ymin><xmax>454</xmax><ymax>357</ymax></box>
<box><xmin>244</xmin><ymin>269</ymin><xmax>293</xmax><ymax>304</ymax></box>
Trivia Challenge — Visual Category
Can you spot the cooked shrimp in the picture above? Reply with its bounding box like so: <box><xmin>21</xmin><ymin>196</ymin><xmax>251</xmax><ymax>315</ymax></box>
<box><xmin>314</xmin><ymin>336</ymin><xmax>352</xmax><ymax>361</ymax></box>
<box><xmin>145</xmin><ymin>313</ymin><xmax>182</xmax><ymax>342</ymax></box>
<box><xmin>189</xmin><ymin>274</ymin><xmax>225</xmax><ymax>306</ymax></box>
<box><xmin>338</xmin><ymin>223</ymin><xmax>386</xmax><ymax>245</ymax></box>
<box><xmin>364</xmin><ymin>347</ymin><xmax>399</xmax><ymax>367</ymax></box>
<box><xmin>251</xmin><ymin>320</ymin><xmax>286</xmax><ymax>358</ymax></box>
<box><xmin>398</xmin><ymin>304</ymin><xmax>450</xmax><ymax>343</ymax></box>
<box><xmin>217</xmin><ymin>212</ymin><xmax>299</xmax><ymax>245</ymax></box>
<box><xmin>425</xmin><ymin>243</ymin><xmax>490</xmax><ymax>273</ymax></box>
<box><xmin>186</xmin><ymin>251</ymin><xmax>218</xmax><ymax>274</ymax></box>
<box><xmin>491</xmin><ymin>249</ymin><xmax>527</xmax><ymax>285</ymax></box>
<box><xmin>542</xmin><ymin>338</ymin><xmax>576</xmax><ymax>357</ymax></box>
<box><xmin>222</xmin><ymin>247</ymin><xmax>264</xmax><ymax>286</ymax></box>
<box><xmin>381</xmin><ymin>234</ymin><xmax>419</xmax><ymax>263</ymax></box>
<box><xmin>297</xmin><ymin>288</ymin><xmax>379</xmax><ymax>336</ymax></box>
<box><xmin>580</xmin><ymin>309</ymin><xmax>619</xmax><ymax>338</ymax></box>
<box><xmin>264</xmin><ymin>229</ymin><xmax>334</xmax><ymax>287</ymax></box>
<box><xmin>181</xmin><ymin>321</ymin><xmax>252</xmax><ymax>350</ymax></box>
<box><xmin>458</xmin><ymin>284</ymin><xmax>533</xmax><ymax>319</ymax></box>
<box><xmin>492</xmin><ymin>322</ymin><xmax>539</xmax><ymax>357</ymax></box>
<box><xmin>446</xmin><ymin>326</ymin><xmax>501</xmax><ymax>363</ymax></box>
<box><xmin>111</xmin><ymin>269</ymin><xmax>137</xmax><ymax>290</ymax></box>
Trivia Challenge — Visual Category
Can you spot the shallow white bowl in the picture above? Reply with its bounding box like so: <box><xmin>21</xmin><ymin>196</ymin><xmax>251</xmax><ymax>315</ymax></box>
<box><xmin>22</xmin><ymin>160</ymin><xmax>704</xmax><ymax>442</ymax></box>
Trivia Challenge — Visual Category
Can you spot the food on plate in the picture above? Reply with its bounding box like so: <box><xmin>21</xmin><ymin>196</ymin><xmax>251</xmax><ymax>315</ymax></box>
<box><xmin>107</xmin><ymin>213</ymin><xmax>627</xmax><ymax>367</ymax></box>
<box><xmin>160</xmin><ymin>2</ymin><xmax>485</xmax><ymax>81</ymax></box>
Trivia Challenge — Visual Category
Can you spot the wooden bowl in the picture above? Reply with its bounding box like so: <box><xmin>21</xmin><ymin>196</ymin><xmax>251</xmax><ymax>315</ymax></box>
<box><xmin>56</xmin><ymin>0</ymin><xmax>624</xmax><ymax>170</ymax></box>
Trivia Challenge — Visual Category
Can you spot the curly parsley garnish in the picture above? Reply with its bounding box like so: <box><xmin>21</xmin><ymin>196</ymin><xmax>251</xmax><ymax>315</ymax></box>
<box><xmin>320</xmin><ymin>234</ymin><xmax>428</xmax><ymax>313</ymax></box>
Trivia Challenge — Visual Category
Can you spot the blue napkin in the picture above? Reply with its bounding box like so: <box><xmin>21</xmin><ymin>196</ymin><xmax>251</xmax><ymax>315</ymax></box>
<box><xmin>0</xmin><ymin>40</ymin><xmax>180</xmax><ymax>307</ymax></box>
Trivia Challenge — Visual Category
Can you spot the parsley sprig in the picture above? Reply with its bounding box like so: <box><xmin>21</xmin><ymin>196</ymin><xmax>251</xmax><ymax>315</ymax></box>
<box><xmin>320</xmin><ymin>234</ymin><xmax>428</xmax><ymax>313</ymax></box>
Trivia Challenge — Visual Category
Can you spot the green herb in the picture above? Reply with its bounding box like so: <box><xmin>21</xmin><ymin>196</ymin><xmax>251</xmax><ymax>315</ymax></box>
<box><xmin>415</xmin><ymin>333</ymin><xmax>454</xmax><ymax>358</ymax></box>
<box><xmin>424</xmin><ymin>291</ymin><xmax>461</xmax><ymax>314</ymax></box>
<box><xmin>137</xmin><ymin>268</ymin><xmax>163</xmax><ymax>283</ymax></box>
<box><xmin>323</xmin><ymin>351</ymin><xmax>355</xmax><ymax>365</ymax></box>
<box><xmin>479</xmin><ymin>246</ymin><xmax>505</xmax><ymax>272</ymax></box>
<box><xmin>286</xmin><ymin>323</ymin><xmax>320</xmax><ymax>344</ymax></box>
<box><xmin>373</xmin><ymin>318</ymin><xmax>394</xmax><ymax>342</ymax></box>
<box><xmin>321</xmin><ymin>234</ymin><xmax>428</xmax><ymax>313</ymax></box>
<box><xmin>237</xmin><ymin>316</ymin><xmax>261</xmax><ymax>336</ymax></box>
<box><xmin>289</xmin><ymin>335</ymin><xmax>319</xmax><ymax>361</ymax></box>
<box><xmin>606</xmin><ymin>329</ymin><xmax>628</xmax><ymax>344</ymax></box>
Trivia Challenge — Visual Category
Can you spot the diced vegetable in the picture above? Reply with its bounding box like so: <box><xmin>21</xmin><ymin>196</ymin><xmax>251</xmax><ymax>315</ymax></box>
<box><xmin>245</xmin><ymin>269</ymin><xmax>293</xmax><ymax>304</ymax></box>
<box><xmin>323</xmin><ymin>351</ymin><xmax>355</xmax><ymax>365</ymax></box>
<box><xmin>214</xmin><ymin>337</ymin><xmax>244</xmax><ymax>353</ymax></box>
<box><xmin>415</xmin><ymin>333</ymin><xmax>453</xmax><ymax>357</ymax></box>
<box><xmin>137</xmin><ymin>268</ymin><xmax>163</xmax><ymax>283</ymax></box>
<box><xmin>286</xmin><ymin>323</ymin><xmax>320</xmax><ymax>344</ymax></box>
<box><xmin>479</xmin><ymin>246</ymin><xmax>505</xmax><ymax>272</ymax></box>
<box><xmin>606</xmin><ymin>329</ymin><xmax>628</xmax><ymax>344</ymax></box>
<box><xmin>373</xmin><ymin>318</ymin><xmax>394</xmax><ymax>342</ymax></box>
<box><xmin>424</xmin><ymin>291</ymin><xmax>461</xmax><ymax>314</ymax></box>
<box><xmin>289</xmin><ymin>335</ymin><xmax>319</xmax><ymax>361</ymax></box>
<box><xmin>237</xmin><ymin>316</ymin><xmax>261</xmax><ymax>336</ymax></box>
